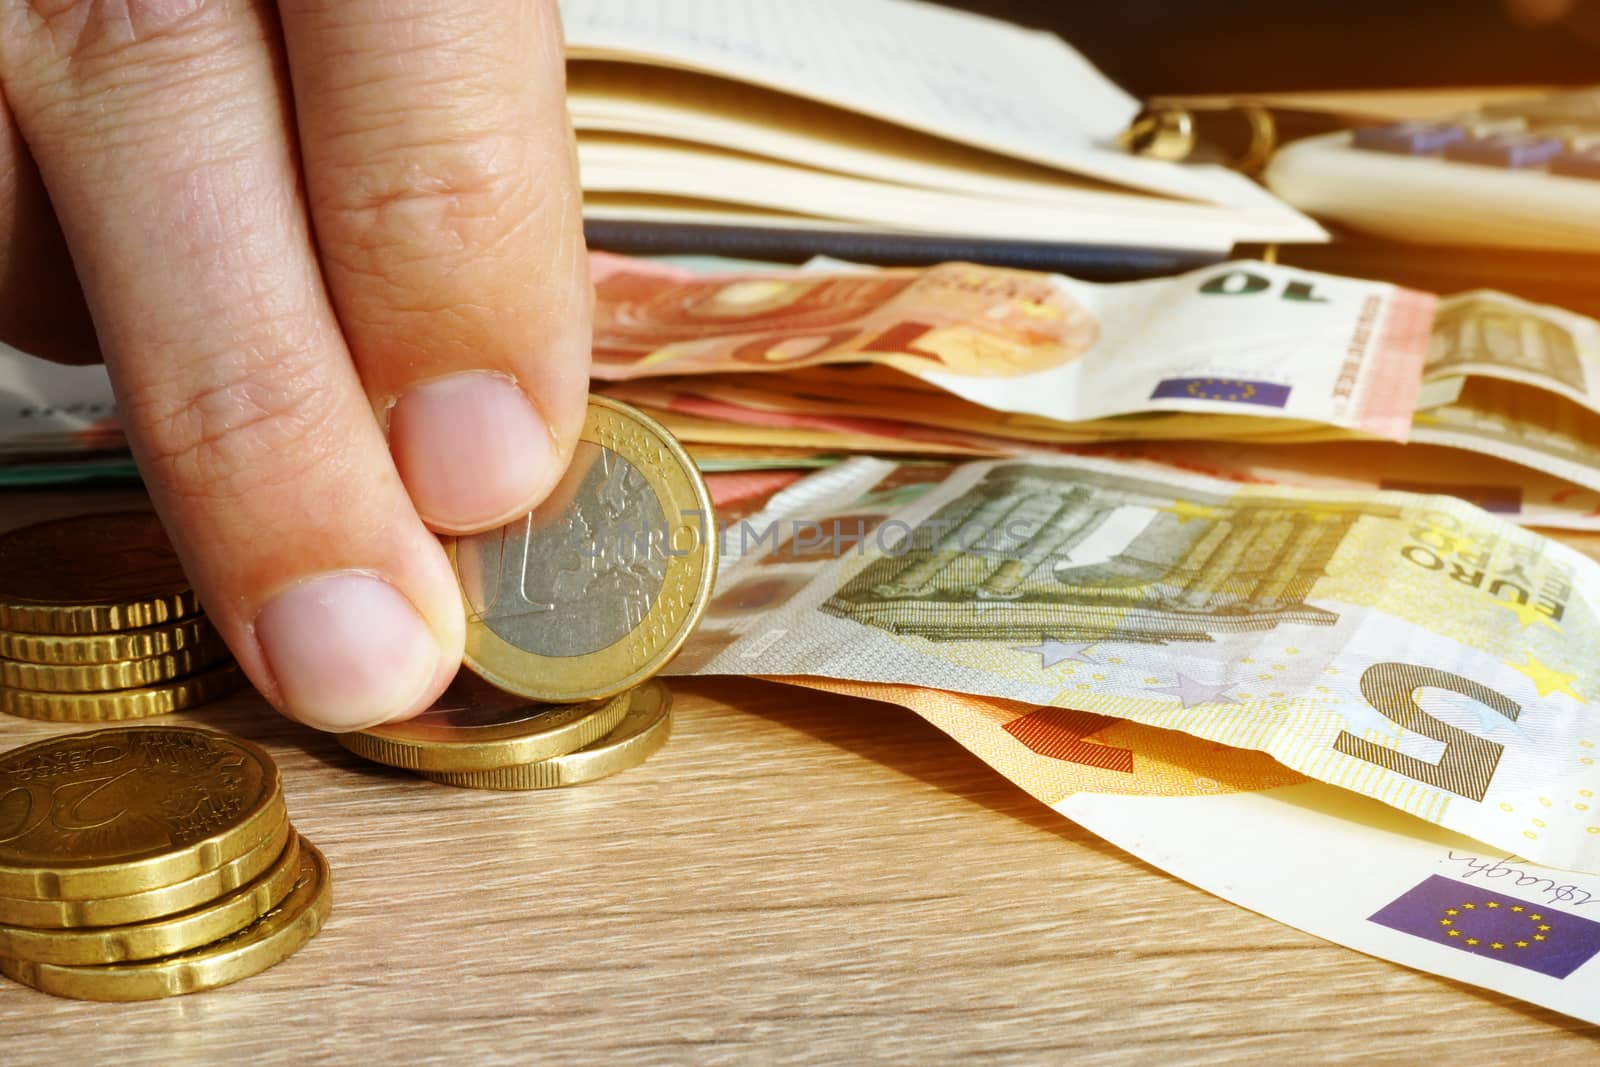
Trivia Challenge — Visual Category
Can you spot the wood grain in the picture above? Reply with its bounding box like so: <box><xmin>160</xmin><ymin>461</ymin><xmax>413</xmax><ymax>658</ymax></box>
<box><xmin>3</xmin><ymin>493</ymin><xmax>1599</xmax><ymax>1063</ymax></box>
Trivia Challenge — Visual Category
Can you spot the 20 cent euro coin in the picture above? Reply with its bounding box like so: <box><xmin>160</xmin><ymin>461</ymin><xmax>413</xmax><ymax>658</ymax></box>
<box><xmin>0</xmin><ymin>726</ymin><xmax>284</xmax><ymax>901</ymax></box>
<box><xmin>449</xmin><ymin>397</ymin><xmax>716</xmax><ymax>703</ymax></box>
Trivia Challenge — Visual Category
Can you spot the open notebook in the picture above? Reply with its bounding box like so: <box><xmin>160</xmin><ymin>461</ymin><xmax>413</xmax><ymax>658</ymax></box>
<box><xmin>560</xmin><ymin>0</ymin><xmax>1326</xmax><ymax>264</ymax></box>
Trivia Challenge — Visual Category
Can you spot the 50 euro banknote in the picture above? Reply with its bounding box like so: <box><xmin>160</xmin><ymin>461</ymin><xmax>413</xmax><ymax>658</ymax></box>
<box><xmin>669</xmin><ymin>455</ymin><xmax>1600</xmax><ymax>872</ymax></box>
<box><xmin>590</xmin><ymin>253</ymin><xmax>1435</xmax><ymax>441</ymax></box>
<box><xmin>772</xmin><ymin>676</ymin><xmax>1600</xmax><ymax>1026</ymax></box>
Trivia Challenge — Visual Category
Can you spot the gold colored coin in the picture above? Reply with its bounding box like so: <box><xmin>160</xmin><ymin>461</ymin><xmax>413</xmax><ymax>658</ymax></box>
<box><xmin>0</xmin><ymin>661</ymin><xmax>245</xmax><ymax>722</ymax></box>
<box><xmin>450</xmin><ymin>396</ymin><xmax>716</xmax><ymax>703</ymax></box>
<box><xmin>0</xmin><ymin>833</ymin><xmax>303</xmax><ymax>965</ymax></box>
<box><xmin>423</xmin><ymin>680</ymin><xmax>673</xmax><ymax>791</ymax></box>
<box><xmin>0</xmin><ymin>816</ymin><xmax>290</xmax><ymax>929</ymax></box>
<box><xmin>337</xmin><ymin>672</ymin><xmax>631</xmax><ymax>773</ymax></box>
<box><xmin>0</xmin><ymin>839</ymin><xmax>331</xmax><ymax>1002</ymax></box>
<box><xmin>0</xmin><ymin>726</ymin><xmax>283</xmax><ymax>901</ymax></box>
<box><xmin>0</xmin><ymin>512</ymin><xmax>198</xmax><ymax>635</ymax></box>
<box><xmin>0</xmin><ymin>616</ymin><xmax>219</xmax><ymax>666</ymax></box>
<box><xmin>0</xmin><ymin>634</ymin><xmax>229</xmax><ymax>692</ymax></box>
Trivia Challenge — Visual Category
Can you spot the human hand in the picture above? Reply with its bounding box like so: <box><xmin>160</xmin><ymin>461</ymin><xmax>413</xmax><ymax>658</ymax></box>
<box><xmin>0</xmin><ymin>1</ymin><xmax>591</xmax><ymax>731</ymax></box>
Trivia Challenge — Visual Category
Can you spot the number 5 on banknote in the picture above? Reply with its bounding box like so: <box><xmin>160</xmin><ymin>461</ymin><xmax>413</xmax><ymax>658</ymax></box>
<box><xmin>1334</xmin><ymin>664</ymin><xmax>1521</xmax><ymax>803</ymax></box>
<box><xmin>683</xmin><ymin>454</ymin><xmax>1600</xmax><ymax>873</ymax></box>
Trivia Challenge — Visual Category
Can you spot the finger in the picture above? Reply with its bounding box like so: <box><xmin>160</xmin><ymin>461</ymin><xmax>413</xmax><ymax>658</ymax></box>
<box><xmin>278</xmin><ymin>0</ymin><xmax>591</xmax><ymax>535</ymax></box>
<box><xmin>0</xmin><ymin>82</ymin><xmax>96</xmax><ymax>363</ymax></box>
<box><xmin>0</xmin><ymin>1</ymin><xmax>463</xmax><ymax>730</ymax></box>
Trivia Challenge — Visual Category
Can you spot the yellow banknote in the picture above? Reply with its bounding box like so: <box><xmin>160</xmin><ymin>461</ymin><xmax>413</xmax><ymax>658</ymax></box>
<box><xmin>671</xmin><ymin>455</ymin><xmax>1600</xmax><ymax>873</ymax></box>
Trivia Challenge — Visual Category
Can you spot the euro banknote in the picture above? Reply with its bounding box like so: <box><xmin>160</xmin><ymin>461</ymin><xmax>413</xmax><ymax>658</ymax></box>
<box><xmin>600</xmin><ymin>373</ymin><xmax>1353</xmax><ymax>446</ymax></box>
<box><xmin>607</xmin><ymin>372</ymin><xmax>1600</xmax><ymax>530</ymax></box>
<box><xmin>1428</xmin><ymin>290</ymin><xmax>1600</xmax><ymax>418</ymax></box>
<box><xmin>669</xmin><ymin>454</ymin><xmax>1600</xmax><ymax>872</ymax></box>
<box><xmin>0</xmin><ymin>342</ymin><xmax>122</xmax><ymax>458</ymax></box>
<box><xmin>590</xmin><ymin>253</ymin><xmax>1435</xmax><ymax>441</ymax></box>
<box><xmin>1411</xmin><ymin>379</ymin><xmax>1600</xmax><ymax>495</ymax></box>
<box><xmin>774</xmin><ymin>676</ymin><xmax>1600</xmax><ymax>1026</ymax></box>
<box><xmin>683</xmin><ymin>443</ymin><xmax>844</xmax><ymax>472</ymax></box>
<box><xmin>639</xmin><ymin>376</ymin><xmax>1600</xmax><ymax>530</ymax></box>
<box><xmin>1076</xmin><ymin>438</ymin><xmax>1600</xmax><ymax>532</ymax></box>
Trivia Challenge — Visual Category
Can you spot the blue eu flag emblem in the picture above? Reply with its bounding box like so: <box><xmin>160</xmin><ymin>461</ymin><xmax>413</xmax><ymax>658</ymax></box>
<box><xmin>1369</xmin><ymin>875</ymin><xmax>1600</xmax><ymax>979</ymax></box>
<box><xmin>1148</xmin><ymin>377</ymin><xmax>1292</xmax><ymax>407</ymax></box>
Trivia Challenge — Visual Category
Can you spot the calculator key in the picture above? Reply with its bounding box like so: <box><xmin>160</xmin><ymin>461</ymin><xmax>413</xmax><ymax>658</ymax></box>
<box><xmin>1351</xmin><ymin>121</ymin><xmax>1465</xmax><ymax>155</ymax></box>
<box><xmin>1462</xmin><ymin>117</ymin><xmax>1527</xmax><ymax>138</ymax></box>
<box><xmin>1444</xmin><ymin>132</ymin><xmax>1564</xmax><ymax>168</ymax></box>
<box><xmin>1525</xmin><ymin>123</ymin><xmax>1600</xmax><ymax>149</ymax></box>
<box><xmin>1551</xmin><ymin>146</ymin><xmax>1600</xmax><ymax>179</ymax></box>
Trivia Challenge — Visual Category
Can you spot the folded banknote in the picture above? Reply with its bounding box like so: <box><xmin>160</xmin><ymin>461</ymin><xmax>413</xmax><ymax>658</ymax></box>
<box><xmin>672</xmin><ymin>454</ymin><xmax>1600</xmax><ymax>873</ymax></box>
<box><xmin>774</xmin><ymin>676</ymin><xmax>1600</xmax><ymax>1026</ymax></box>
<box><xmin>1428</xmin><ymin>290</ymin><xmax>1600</xmax><ymax>419</ymax></box>
<box><xmin>591</xmin><ymin>253</ymin><xmax>1435</xmax><ymax>442</ymax></box>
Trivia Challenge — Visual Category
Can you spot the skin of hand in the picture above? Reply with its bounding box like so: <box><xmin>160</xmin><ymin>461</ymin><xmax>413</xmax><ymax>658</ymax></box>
<box><xmin>0</xmin><ymin>1</ymin><xmax>592</xmax><ymax>731</ymax></box>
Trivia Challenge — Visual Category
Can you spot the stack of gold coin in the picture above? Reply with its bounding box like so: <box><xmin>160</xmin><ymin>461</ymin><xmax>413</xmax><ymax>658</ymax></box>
<box><xmin>0</xmin><ymin>512</ymin><xmax>245</xmax><ymax>722</ymax></box>
<box><xmin>338</xmin><ymin>673</ymin><xmax>674</xmax><ymax>790</ymax></box>
<box><xmin>339</xmin><ymin>398</ymin><xmax>709</xmax><ymax>791</ymax></box>
<box><xmin>0</xmin><ymin>726</ymin><xmax>332</xmax><ymax>1001</ymax></box>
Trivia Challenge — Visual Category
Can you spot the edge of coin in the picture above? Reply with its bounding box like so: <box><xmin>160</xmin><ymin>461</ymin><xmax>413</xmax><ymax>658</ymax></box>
<box><xmin>0</xmin><ymin>592</ymin><xmax>201</xmax><ymax>638</ymax></box>
<box><xmin>0</xmin><ymin>805</ymin><xmax>291</xmax><ymax>929</ymax></box>
<box><xmin>423</xmin><ymin>682</ymin><xmax>673</xmax><ymax>791</ymax></box>
<box><xmin>0</xmin><ymin>840</ymin><xmax>332</xmax><ymax>1002</ymax></box>
<box><xmin>0</xmin><ymin>512</ymin><xmax>198</xmax><ymax>636</ymax></box>
<box><xmin>337</xmin><ymin>689</ymin><xmax>632</xmax><ymax>773</ymax></box>
<box><xmin>0</xmin><ymin>661</ymin><xmax>245</xmax><ymax>722</ymax></box>
<box><xmin>425</xmin><ymin>711</ymin><xmax>672</xmax><ymax>791</ymax></box>
<box><xmin>0</xmin><ymin>833</ymin><xmax>304</xmax><ymax>966</ymax></box>
<box><xmin>453</xmin><ymin>396</ymin><xmax>718</xmax><ymax>704</ymax></box>
<box><xmin>0</xmin><ymin>634</ymin><xmax>230</xmax><ymax>693</ymax></box>
<box><xmin>0</xmin><ymin>727</ymin><xmax>284</xmax><ymax>903</ymax></box>
<box><xmin>0</xmin><ymin>616</ymin><xmax>220</xmax><ymax>666</ymax></box>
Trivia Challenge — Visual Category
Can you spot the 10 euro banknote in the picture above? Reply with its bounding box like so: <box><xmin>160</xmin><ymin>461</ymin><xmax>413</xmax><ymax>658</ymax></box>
<box><xmin>591</xmin><ymin>253</ymin><xmax>1434</xmax><ymax>441</ymax></box>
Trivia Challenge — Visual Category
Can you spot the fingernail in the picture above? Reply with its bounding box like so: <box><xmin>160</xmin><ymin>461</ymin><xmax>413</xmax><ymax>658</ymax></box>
<box><xmin>389</xmin><ymin>371</ymin><xmax>552</xmax><ymax>532</ymax></box>
<box><xmin>255</xmin><ymin>572</ymin><xmax>439</xmax><ymax>732</ymax></box>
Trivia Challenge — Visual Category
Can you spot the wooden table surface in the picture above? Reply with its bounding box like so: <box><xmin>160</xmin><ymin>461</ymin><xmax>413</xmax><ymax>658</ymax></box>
<box><xmin>4</xmin><ymin>491</ymin><xmax>1600</xmax><ymax>1064</ymax></box>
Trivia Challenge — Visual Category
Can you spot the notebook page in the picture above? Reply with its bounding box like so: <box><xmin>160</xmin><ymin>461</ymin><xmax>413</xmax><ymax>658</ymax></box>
<box><xmin>578</xmin><ymin>138</ymin><xmax>1244</xmax><ymax>249</ymax></box>
<box><xmin>567</xmin><ymin>64</ymin><xmax>1325</xmax><ymax>239</ymax></box>
<box><xmin>583</xmin><ymin>193</ymin><xmax>829</xmax><ymax>229</ymax></box>
<box><xmin>558</xmin><ymin>0</ymin><xmax>1280</xmax><ymax>209</ymax></box>
<box><xmin>568</xmin><ymin>62</ymin><xmax>1102</xmax><ymax>203</ymax></box>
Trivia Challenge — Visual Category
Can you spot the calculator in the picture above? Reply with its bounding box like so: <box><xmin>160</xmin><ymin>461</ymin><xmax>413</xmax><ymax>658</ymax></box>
<box><xmin>1262</xmin><ymin>88</ymin><xmax>1600</xmax><ymax>252</ymax></box>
